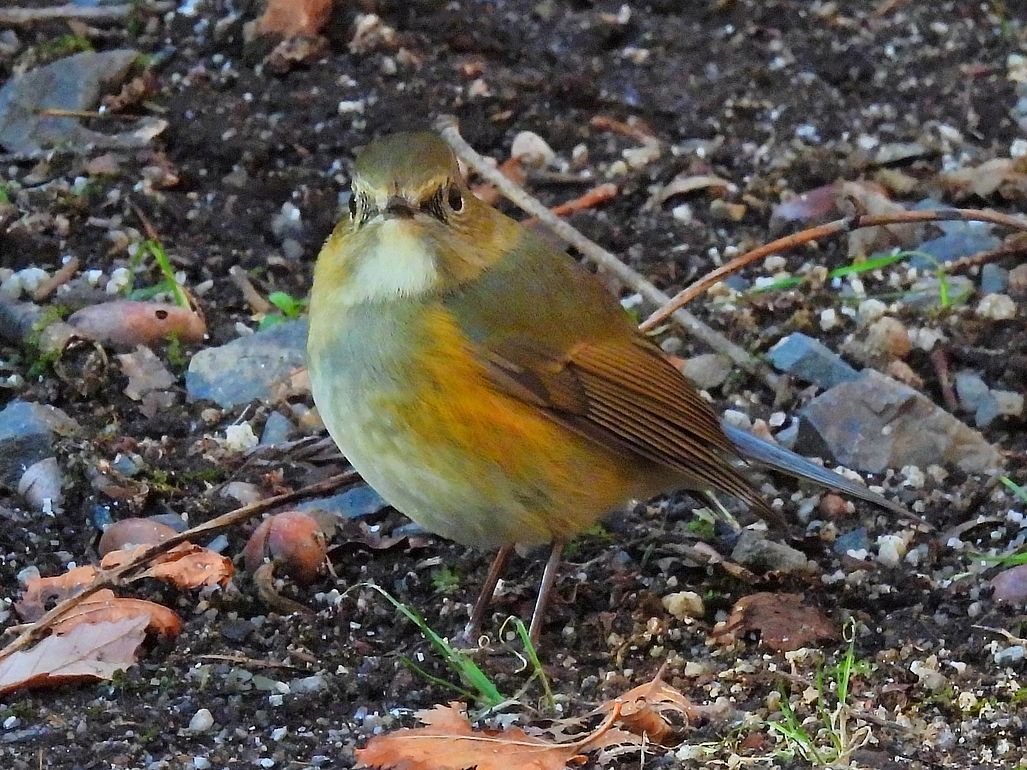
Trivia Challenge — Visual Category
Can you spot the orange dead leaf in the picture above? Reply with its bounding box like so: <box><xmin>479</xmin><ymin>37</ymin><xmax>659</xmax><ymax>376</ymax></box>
<box><xmin>100</xmin><ymin>542</ymin><xmax>234</xmax><ymax>589</ymax></box>
<box><xmin>16</xmin><ymin>565</ymin><xmax>99</xmax><ymax>621</ymax></box>
<box><xmin>48</xmin><ymin>592</ymin><xmax>182</xmax><ymax>638</ymax></box>
<box><xmin>257</xmin><ymin>0</ymin><xmax>334</xmax><ymax>38</ymax></box>
<box><xmin>710</xmin><ymin>592</ymin><xmax>838</xmax><ymax>652</ymax></box>
<box><xmin>356</xmin><ymin>702</ymin><xmax>588</xmax><ymax>770</ymax></box>
<box><xmin>0</xmin><ymin>616</ymin><xmax>148</xmax><ymax>695</ymax></box>
<box><xmin>589</xmin><ymin>667</ymin><xmax>699</xmax><ymax>745</ymax></box>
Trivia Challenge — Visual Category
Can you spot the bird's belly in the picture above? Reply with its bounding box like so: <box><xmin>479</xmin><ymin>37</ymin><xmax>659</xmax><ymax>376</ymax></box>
<box><xmin>309</xmin><ymin>311</ymin><xmax>665</xmax><ymax>548</ymax></box>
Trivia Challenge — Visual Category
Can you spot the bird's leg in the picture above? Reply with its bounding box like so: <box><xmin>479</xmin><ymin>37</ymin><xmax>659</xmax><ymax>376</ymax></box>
<box><xmin>528</xmin><ymin>540</ymin><xmax>566</xmax><ymax>645</ymax></box>
<box><xmin>464</xmin><ymin>543</ymin><xmax>514</xmax><ymax>640</ymax></box>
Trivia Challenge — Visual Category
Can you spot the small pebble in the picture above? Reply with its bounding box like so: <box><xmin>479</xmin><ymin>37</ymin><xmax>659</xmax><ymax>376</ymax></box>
<box><xmin>662</xmin><ymin>591</ymin><xmax>704</xmax><ymax>620</ymax></box>
<box><xmin>975</xmin><ymin>293</ymin><xmax>1016</xmax><ymax>320</ymax></box>
<box><xmin>188</xmin><ymin>708</ymin><xmax>215</xmax><ymax>733</ymax></box>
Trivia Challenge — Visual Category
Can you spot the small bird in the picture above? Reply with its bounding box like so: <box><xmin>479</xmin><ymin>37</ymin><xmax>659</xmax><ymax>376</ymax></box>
<box><xmin>308</xmin><ymin>131</ymin><xmax>909</xmax><ymax>643</ymax></box>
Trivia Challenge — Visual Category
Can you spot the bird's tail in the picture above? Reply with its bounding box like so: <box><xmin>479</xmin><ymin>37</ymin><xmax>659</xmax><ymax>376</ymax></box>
<box><xmin>722</xmin><ymin>423</ymin><xmax>928</xmax><ymax>526</ymax></box>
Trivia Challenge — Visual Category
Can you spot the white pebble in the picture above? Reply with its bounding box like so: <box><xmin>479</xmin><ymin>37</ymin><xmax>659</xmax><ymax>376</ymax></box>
<box><xmin>510</xmin><ymin>130</ymin><xmax>556</xmax><ymax>168</ymax></box>
<box><xmin>819</xmin><ymin>308</ymin><xmax>839</xmax><ymax>330</ymax></box>
<box><xmin>662</xmin><ymin>591</ymin><xmax>704</xmax><ymax>620</ymax></box>
<box><xmin>188</xmin><ymin>708</ymin><xmax>214</xmax><ymax>733</ymax></box>
<box><xmin>857</xmin><ymin>298</ymin><xmax>887</xmax><ymax>323</ymax></box>
<box><xmin>105</xmin><ymin>266</ymin><xmax>132</xmax><ymax>294</ymax></box>
<box><xmin>223</xmin><ymin>423</ymin><xmax>259</xmax><ymax>452</ymax></box>
<box><xmin>900</xmin><ymin>465</ymin><xmax>926</xmax><ymax>489</ymax></box>
<box><xmin>976</xmin><ymin>293</ymin><xmax>1016</xmax><ymax>320</ymax></box>
<box><xmin>876</xmin><ymin>534</ymin><xmax>906</xmax><ymax>567</ymax></box>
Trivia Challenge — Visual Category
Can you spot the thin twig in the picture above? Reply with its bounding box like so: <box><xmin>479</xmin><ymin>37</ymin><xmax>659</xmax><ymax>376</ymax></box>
<box><xmin>929</xmin><ymin>347</ymin><xmax>959</xmax><ymax>414</ymax></box>
<box><xmin>31</xmin><ymin>257</ymin><xmax>80</xmax><ymax>302</ymax></box>
<box><xmin>229</xmin><ymin>265</ymin><xmax>274</xmax><ymax>315</ymax></box>
<box><xmin>545</xmin><ymin>183</ymin><xmax>619</xmax><ymax>219</ymax></box>
<box><xmin>0</xmin><ymin>3</ymin><xmax>173</xmax><ymax>24</ymax></box>
<box><xmin>640</xmin><ymin>208</ymin><xmax>1027</xmax><ymax>332</ymax></box>
<box><xmin>36</xmin><ymin>108</ymin><xmax>141</xmax><ymax>121</ymax></box>
<box><xmin>434</xmin><ymin>115</ymin><xmax>779</xmax><ymax>388</ymax></box>
<box><xmin>0</xmin><ymin>471</ymin><xmax>360</xmax><ymax>661</ymax></box>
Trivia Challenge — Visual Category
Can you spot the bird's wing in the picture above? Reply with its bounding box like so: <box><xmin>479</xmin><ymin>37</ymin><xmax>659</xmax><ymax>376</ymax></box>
<box><xmin>445</xmin><ymin>229</ymin><xmax>777</xmax><ymax>521</ymax></box>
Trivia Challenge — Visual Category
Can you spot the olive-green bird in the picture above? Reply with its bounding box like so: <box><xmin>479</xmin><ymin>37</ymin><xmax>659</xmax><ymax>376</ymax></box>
<box><xmin>307</xmin><ymin>131</ymin><xmax>908</xmax><ymax>642</ymax></box>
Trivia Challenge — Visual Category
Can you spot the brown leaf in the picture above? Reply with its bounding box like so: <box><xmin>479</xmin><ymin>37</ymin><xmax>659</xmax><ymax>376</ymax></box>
<box><xmin>68</xmin><ymin>300</ymin><xmax>205</xmax><ymax>349</ymax></box>
<box><xmin>48</xmin><ymin>593</ymin><xmax>182</xmax><ymax>638</ymax></box>
<box><xmin>0</xmin><ymin>616</ymin><xmax>148</xmax><ymax>695</ymax></box>
<box><xmin>940</xmin><ymin>157</ymin><xmax>1027</xmax><ymax>201</ymax></box>
<box><xmin>710</xmin><ymin>592</ymin><xmax>838</xmax><ymax>652</ymax></box>
<box><xmin>17</xmin><ymin>565</ymin><xmax>99</xmax><ymax>621</ymax></box>
<box><xmin>356</xmin><ymin>702</ymin><xmax>587</xmax><ymax>770</ymax></box>
<box><xmin>100</xmin><ymin>543</ymin><xmax>234</xmax><ymax>590</ymax></box>
<box><xmin>589</xmin><ymin>668</ymin><xmax>700</xmax><ymax>745</ymax></box>
<box><xmin>257</xmin><ymin>0</ymin><xmax>334</xmax><ymax>38</ymax></box>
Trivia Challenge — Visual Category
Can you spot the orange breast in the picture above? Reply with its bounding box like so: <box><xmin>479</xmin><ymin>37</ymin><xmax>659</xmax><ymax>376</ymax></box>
<box><xmin>363</xmin><ymin>307</ymin><xmax>666</xmax><ymax>547</ymax></box>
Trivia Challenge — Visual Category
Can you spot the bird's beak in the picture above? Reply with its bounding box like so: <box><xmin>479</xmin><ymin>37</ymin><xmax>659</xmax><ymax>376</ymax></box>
<box><xmin>383</xmin><ymin>196</ymin><xmax>417</xmax><ymax>219</ymax></box>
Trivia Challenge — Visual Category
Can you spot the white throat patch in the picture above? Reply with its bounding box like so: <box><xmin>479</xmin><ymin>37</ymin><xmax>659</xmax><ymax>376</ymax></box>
<box><xmin>344</xmin><ymin>220</ymin><xmax>438</xmax><ymax>304</ymax></box>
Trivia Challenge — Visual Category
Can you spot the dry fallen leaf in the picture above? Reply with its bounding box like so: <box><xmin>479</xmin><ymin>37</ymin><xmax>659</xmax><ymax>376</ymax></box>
<box><xmin>17</xmin><ymin>565</ymin><xmax>99</xmax><ymax>621</ymax></box>
<box><xmin>257</xmin><ymin>0</ymin><xmax>334</xmax><ymax>38</ymax></box>
<box><xmin>356</xmin><ymin>702</ymin><xmax>589</xmax><ymax>770</ymax></box>
<box><xmin>589</xmin><ymin>667</ymin><xmax>701</xmax><ymax>746</ymax></box>
<box><xmin>0</xmin><ymin>616</ymin><xmax>148</xmax><ymax>695</ymax></box>
<box><xmin>100</xmin><ymin>543</ymin><xmax>234</xmax><ymax>590</ymax></box>
<box><xmin>710</xmin><ymin>592</ymin><xmax>838</xmax><ymax>652</ymax></box>
<box><xmin>48</xmin><ymin>592</ymin><xmax>183</xmax><ymax>638</ymax></box>
<box><xmin>68</xmin><ymin>300</ymin><xmax>206</xmax><ymax>349</ymax></box>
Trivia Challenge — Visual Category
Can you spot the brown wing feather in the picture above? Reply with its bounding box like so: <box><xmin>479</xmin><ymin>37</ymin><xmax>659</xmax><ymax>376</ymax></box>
<box><xmin>480</xmin><ymin>334</ymin><xmax>777</xmax><ymax>521</ymax></box>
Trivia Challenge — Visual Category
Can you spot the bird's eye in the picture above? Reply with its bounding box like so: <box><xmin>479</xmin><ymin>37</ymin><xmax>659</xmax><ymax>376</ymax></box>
<box><xmin>447</xmin><ymin>185</ymin><xmax>464</xmax><ymax>212</ymax></box>
<box><xmin>348</xmin><ymin>192</ymin><xmax>358</xmax><ymax>218</ymax></box>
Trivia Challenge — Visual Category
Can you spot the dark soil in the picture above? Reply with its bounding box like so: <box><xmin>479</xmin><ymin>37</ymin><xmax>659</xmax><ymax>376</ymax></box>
<box><xmin>2</xmin><ymin>1</ymin><xmax>1026</xmax><ymax>768</ymax></box>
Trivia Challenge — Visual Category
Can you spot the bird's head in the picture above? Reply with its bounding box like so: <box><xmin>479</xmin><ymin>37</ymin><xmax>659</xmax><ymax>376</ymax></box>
<box><xmin>314</xmin><ymin>131</ymin><xmax>518</xmax><ymax>305</ymax></box>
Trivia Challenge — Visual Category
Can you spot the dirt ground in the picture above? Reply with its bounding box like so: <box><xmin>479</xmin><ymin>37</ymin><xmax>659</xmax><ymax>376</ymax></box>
<box><xmin>2</xmin><ymin>1</ymin><xmax>1027</xmax><ymax>768</ymax></box>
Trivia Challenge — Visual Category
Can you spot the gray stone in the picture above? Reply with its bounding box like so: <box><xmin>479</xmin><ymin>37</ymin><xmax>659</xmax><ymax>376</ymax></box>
<box><xmin>296</xmin><ymin>484</ymin><xmax>389</xmax><ymax>520</ymax></box>
<box><xmin>0</xmin><ymin>401</ymin><xmax>79</xmax><ymax>487</ymax></box>
<box><xmin>0</xmin><ymin>49</ymin><xmax>160</xmax><ymax>154</ymax></box>
<box><xmin>833</xmin><ymin>527</ymin><xmax>868</xmax><ymax>555</ymax></box>
<box><xmin>680</xmin><ymin>353</ymin><xmax>732</xmax><ymax>390</ymax></box>
<box><xmin>980</xmin><ymin>264</ymin><xmax>1009</xmax><ymax>294</ymax></box>
<box><xmin>767</xmin><ymin>332</ymin><xmax>860</xmax><ymax>390</ymax></box>
<box><xmin>795</xmin><ymin>369</ymin><xmax>1001</xmax><ymax>473</ymax></box>
<box><xmin>909</xmin><ymin>228</ymin><xmax>1000</xmax><ymax>269</ymax></box>
<box><xmin>186</xmin><ymin>319</ymin><xmax>308</xmax><ymax>408</ymax></box>
<box><xmin>730</xmin><ymin>530</ymin><xmax>815</xmax><ymax>574</ymax></box>
<box><xmin>902</xmin><ymin>275</ymin><xmax>974</xmax><ymax>308</ymax></box>
<box><xmin>991</xmin><ymin>564</ymin><xmax>1027</xmax><ymax>606</ymax></box>
<box><xmin>955</xmin><ymin>371</ymin><xmax>1000</xmax><ymax>429</ymax></box>
<box><xmin>260</xmin><ymin>411</ymin><xmax>294</xmax><ymax>445</ymax></box>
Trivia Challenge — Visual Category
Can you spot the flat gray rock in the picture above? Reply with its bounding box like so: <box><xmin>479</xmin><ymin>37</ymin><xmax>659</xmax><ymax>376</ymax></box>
<box><xmin>767</xmin><ymin>332</ymin><xmax>860</xmax><ymax>390</ymax></box>
<box><xmin>0</xmin><ymin>400</ymin><xmax>79</xmax><ymax>487</ymax></box>
<box><xmin>186</xmin><ymin>319</ymin><xmax>308</xmax><ymax>409</ymax></box>
<box><xmin>795</xmin><ymin>369</ymin><xmax>1001</xmax><ymax>473</ymax></box>
<box><xmin>0</xmin><ymin>49</ymin><xmax>145</xmax><ymax>153</ymax></box>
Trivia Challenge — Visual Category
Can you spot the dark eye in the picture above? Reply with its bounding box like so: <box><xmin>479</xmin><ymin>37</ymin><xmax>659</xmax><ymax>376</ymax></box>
<box><xmin>447</xmin><ymin>185</ymin><xmax>463</xmax><ymax>212</ymax></box>
<box><xmin>347</xmin><ymin>192</ymin><xmax>357</xmax><ymax>218</ymax></box>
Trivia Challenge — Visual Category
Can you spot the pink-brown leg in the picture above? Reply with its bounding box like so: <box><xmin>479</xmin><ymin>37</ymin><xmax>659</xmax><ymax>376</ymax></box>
<box><xmin>464</xmin><ymin>544</ymin><xmax>514</xmax><ymax>640</ymax></box>
<box><xmin>528</xmin><ymin>540</ymin><xmax>565</xmax><ymax>645</ymax></box>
